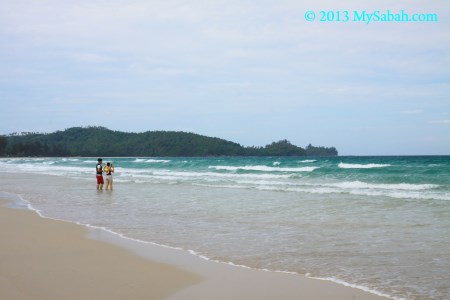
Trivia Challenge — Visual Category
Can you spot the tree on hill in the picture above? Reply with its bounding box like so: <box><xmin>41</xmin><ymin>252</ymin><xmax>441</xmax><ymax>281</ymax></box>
<box><xmin>262</xmin><ymin>140</ymin><xmax>306</xmax><ymax>156</ymax></box>
<box><xmin>0</xmin><ymin>136</ymin><xmax>7</xmax><ymax>156</ymax></box>
<box><xmin>305</xmin><ymin>144</ymin><xmax>338</xmax><ymax>156</ymax></box>
<box><xmin>2</xmin><ymin>127</ymin><xmax>338</xmax><ymax>157</ymax></box>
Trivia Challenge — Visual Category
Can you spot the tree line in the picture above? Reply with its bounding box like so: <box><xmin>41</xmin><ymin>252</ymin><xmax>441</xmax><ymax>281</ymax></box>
<box><xmin>0</xmin><ymin>126</ymin><xmax>338</xmax><ymax>157</ymax></box>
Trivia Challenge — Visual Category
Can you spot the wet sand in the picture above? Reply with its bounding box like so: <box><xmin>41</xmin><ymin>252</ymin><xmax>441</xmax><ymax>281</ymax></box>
<box><xmin>0</xmin><ymin>198</ymin><xmax>389</xmax><ymax>300</ymax></box>
<box><xmin>0</xmin><ymin>202</ymin><xmax>202</xmax><ymax>300</ymax></box>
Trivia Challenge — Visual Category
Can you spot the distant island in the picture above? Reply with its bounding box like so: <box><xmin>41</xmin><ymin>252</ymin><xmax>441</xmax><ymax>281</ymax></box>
<box><xmin>0</xmin><ymin>126</ymin><xmax>338</xmax><ymax>157</ymax></box>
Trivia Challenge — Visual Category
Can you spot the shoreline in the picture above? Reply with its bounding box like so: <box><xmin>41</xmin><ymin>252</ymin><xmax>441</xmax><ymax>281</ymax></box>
<box><xmin>0</xmin><ymin>199</ymin><xmax>202</xmax><ymax>300</ymax></box>
<box><xmin>1</xmin><ymin>195</ymin><xmax>391</xmax><ymax>300</ymax></box>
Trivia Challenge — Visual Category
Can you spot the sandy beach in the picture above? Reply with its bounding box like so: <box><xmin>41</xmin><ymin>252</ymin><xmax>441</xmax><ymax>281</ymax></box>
<box><xmin>0</xmin><ymin>201</ymin><xmax>202</xmax><ymax>300</ymax></box>
<box><xmin>0</xmin><ymin>196</ymin><xmax>390</xmax><ymax>300</ymax></box>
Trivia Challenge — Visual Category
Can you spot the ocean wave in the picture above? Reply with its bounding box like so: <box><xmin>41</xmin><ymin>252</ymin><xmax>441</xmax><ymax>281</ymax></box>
<box><xmin>348</xmin><ymin>190</ymin><xmax>450</xmax><ymax>201</ymax></box>
<box><xmin>225</xmin><ymin>179</ymin><xmax>446</xmax><ymax>200</ymax></box>
<box><xmin>133</xmin><ymin>158</ymin><xmax>170</xmax><ymax>163</ymax></box>
<box><xmin>141</xmin><ymin>170</ymin><xmax>292</xmax><ymax>180</ymax></box>
<box><xmin>299</xmin><ymin>160</ymin><xmax>317</xmax><ymax>163</ymax></box>
<box><xmin>209</xmin><ymin>165</ymin><xmax>319</xmax><ymax>172</ymax></box>
<box><xmin>338</xmin><ymin>163</ymin><xmax>391</xmax><ymax>169</ymax></box>
<box><xmin>0</xmin><ymin>163</ymin><xmax>92</xmax><ymax>176</ymax></box>
<box><xmin>62</xmin><ymin>158</ymin><xmax>80</xmax><ymax>162</ymax></box>
<box><xmin>193</xmin><ymin>183</ymin><xmax>250</xmax><ymax>190</ymax></box>
<box><xmin>307</xmin><ymin>275</ymin><xmax>404</xmax><ymax>300</ymax></box>
<box><xmin>147</xmin><ymin>159</ymin><xmax>170</xmax><ymax>163</ymax></box>
<box><xmin>252</xmin><ymin>186</ymin><xmax>450</xmax><ymax>201</ymax></box>
<box><xmin>329</xmin><ymin>181</ymin><xmax>439</xmax><ymax>191</ymax></box>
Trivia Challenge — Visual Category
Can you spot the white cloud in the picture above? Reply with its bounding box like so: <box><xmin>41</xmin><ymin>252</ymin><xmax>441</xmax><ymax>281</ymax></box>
<box><xmin>400</xmin><ymin>110</ymin><xmax>424</xmax><ymax>115</ymax></box>
<box><xmin>430</xmin><ymin>120</ymin><xmax>450</xmax><ymax>124</ymax></box>
<box><xmin>68</xmin><ymin>53</ymin><xmax>114</xmax><ymax>63</ymax></box>
<box><xmin>1</xmin><ymin>0</ymin><xmax>450</xmax><ymax>154</ymax></box>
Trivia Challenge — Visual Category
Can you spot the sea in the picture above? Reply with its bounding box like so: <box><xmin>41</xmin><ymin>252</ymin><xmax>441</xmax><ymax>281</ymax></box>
<box><xmin>0</xmin><ymin>156</ymin><xmax>449</xmax><ymax>300</ymax></box>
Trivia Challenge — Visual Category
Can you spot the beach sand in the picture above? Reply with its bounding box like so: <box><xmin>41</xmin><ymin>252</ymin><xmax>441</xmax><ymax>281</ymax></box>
<box><xmin>0</xmin><ymin>202</ymin><xmax>202</xmax><ymax>300</ymax></box>
<box><xmin>0</xmin><ymin>199</ymin><xmax>389</xmax><ymax>300</ymax></box>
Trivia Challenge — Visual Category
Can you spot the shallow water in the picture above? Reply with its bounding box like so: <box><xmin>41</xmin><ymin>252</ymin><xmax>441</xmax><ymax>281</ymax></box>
<box><xmin>0</xmin><ymin>156</ymin><xmax>449</xmax><ymax>299</ymax></box>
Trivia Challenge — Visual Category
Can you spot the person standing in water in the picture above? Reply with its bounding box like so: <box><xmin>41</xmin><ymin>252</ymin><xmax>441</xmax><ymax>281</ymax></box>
<box><xmin>103</xmin><ymin>162</ymin><xmax>114</xmax><ymax>190</ymax></box>
<box><xmin>96</xmin><ymin>158</ymin><xmax>104</xmax><ymax>190</ymax></box>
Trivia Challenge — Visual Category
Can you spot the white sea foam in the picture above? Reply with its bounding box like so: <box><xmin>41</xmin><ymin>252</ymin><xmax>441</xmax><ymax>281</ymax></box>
<box><xmin>319</xmin><ymin>181</ymin><xmax>447</xmax><ymax>200</ymax></box>
<box><xmin>299</xmin><ymin>160</ymin><xmax>317</xmax><ymax>163</ymax></box>
<box><xmin>0</xmin><ymin>162</ymin><xmax>92</xmax><ymax>176</ymax></box>
<box><xmin>250</xmin><ymin>181</ymin><xmax>448</xmax><ymax>200</ymax></box>
<box><xmin>62</xmin><ymin>158</ymin><xmax>80</xmax><ymax>162</ymax></box>
<box><xmin>193</xmin><ymin>183</ymin><xmax>250</xmax><ymax>190</ymax></box>
<box><xmin>338</xmin><ymin>163</ymin><xmax>391</xmax><ymax>169</ymax></box>
<box><xmin>209</xmin><ymin>165</ymin><xmax>319</xmax><ymax>172</ymax></box>
<box><xmin>349</xmin><ymin>189</ymin><xmax>450</xmax><ymax>201</ymax></box>
<box><xmin>239</xmin><ymin>180</ymin><xmax>299</xmax><ymax>186</ymax></box>
<box><xmin>329</xmin><ymin>181</ymin><xmax>439</xmax><ymax>191</ymax></box>
<box><xmin>307</xmin><ymin>275</ymin><xmax>404</xmax><ymax>300</ymax></box>
<box><xmin>152</xmin><ymin>170</ymin><xmax>292</xmax><ymax>180</ymax></box>
<box><xmin>115</xmin><ymin>170</ymin><xmax>293</xmax><ymax>185</ymax></box>
<box><xmin>146</xmin><ymin>159</ymin><xmax>170</xmax><ymax>163</ymax></box>
<box><xmin>133</xmin><ymin>158</ymin><xmax>170</xmax><ymax>163</ymax></box>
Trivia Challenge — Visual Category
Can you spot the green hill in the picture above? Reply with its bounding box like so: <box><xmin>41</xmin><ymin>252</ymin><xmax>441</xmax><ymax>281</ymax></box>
<box><xmin>0</xmin><ymin>126</ymin><xmax>338</xmax><ymax>157</ymax></box>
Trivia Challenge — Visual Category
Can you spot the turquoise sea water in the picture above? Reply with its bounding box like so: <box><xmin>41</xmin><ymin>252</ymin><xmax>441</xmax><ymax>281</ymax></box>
<box><xmin>0</xmin><ymin>156</ymin><xmax>449</xmax><ymax>299</ymax></box>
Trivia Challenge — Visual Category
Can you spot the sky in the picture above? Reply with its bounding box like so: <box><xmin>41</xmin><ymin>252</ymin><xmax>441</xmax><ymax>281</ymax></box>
<box><xmin>0</xmin><ymin>0</ymin><xmax>449</xmax><ymax>155</ymax></box>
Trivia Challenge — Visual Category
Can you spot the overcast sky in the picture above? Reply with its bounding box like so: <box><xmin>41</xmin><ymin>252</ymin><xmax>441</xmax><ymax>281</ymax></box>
<box><xmin>0</xmin><ymin>0</ymin><xmax>449</xmax><ymax>155</ymax></box>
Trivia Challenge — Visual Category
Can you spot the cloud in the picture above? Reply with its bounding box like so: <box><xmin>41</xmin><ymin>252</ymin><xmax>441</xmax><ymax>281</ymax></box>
<box><xmin>400</xmin><ymin>110</ymin><xmax>424</xmax><ymax>115</ymax></box>
<box><xmin>68</xmin><ymin>53</ymin><xmax>114</xmax><ymax>63</ymax></box>
<box><xmin>1</xmin><ymin>0</ymin><xmax>450</xmax><ymax>154</ymax></box>
<box><xmin>430</xmin><ymin>120</ymin><xmax>450</xmax><ymax>124</ymax></box>
<box><xmin>127</xmin><ymin>63</ymin><xmax>197</xmax><ymax>77</ymax></box>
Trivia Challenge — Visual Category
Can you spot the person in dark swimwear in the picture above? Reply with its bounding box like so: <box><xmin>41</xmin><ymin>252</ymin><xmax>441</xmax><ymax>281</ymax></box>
<box><xmin>96</xmin><ymin>158</ymin><xmax>104</xmax><ymax>190</ymax></box>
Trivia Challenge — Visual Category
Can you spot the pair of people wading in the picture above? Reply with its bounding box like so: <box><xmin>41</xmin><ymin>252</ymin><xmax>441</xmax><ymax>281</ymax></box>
<box><xmin>96</xmin><ymin>158</ymin><xmax>114</xmax><ymax>190</ymax></box>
